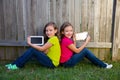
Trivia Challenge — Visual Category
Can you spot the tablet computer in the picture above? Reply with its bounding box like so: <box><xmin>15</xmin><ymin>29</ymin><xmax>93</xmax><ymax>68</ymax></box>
<box><xmin>30</xmin><ymin>36</ymin><xmax>44</xmax><ymax>45</ymax></box>
<box><xmin>75</xmin><ymin>32</ymin><xmax>88</xmax><ymax>40</ymax></box>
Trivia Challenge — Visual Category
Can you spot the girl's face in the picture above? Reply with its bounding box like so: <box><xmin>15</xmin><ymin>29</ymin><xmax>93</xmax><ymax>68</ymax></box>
<box><xmin>45</xmin><ymin>25</ymin><xmax>57</xmax><ymax>38</ymax></box>
<box><xmin>62</xmin><ymin>26</ymin><xmax>74</xmax><ymax>38</ymax></box>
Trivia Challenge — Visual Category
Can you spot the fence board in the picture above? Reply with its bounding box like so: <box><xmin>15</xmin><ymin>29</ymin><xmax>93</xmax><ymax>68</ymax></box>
<box><xmin>68</xmin><ymin>0</ymin><xmax>72</xmax><ymax>23</ymax></box>
<box><xmin>15</xmin><ymin>0</ymin><xmax>27</xmax><ymax>56</ymax></box>
<box><xmin>62</xmin><ymin>0</ymin><xmax>69</xmax><ymax>22</ymax></box>
<box><xmin>49</xmin><ymin>0</ymin><xmax>56</xmax><ymax>22</ymax></box>
<box><xmin>37</xmin><ymin>0</ymin><xmax>49</xmax><ymax>35</ymax></box>
<box><xmin>26</xmin><ymin>0</ymin><xmax>35</xmax><ymax>36</ymax></box>
<box><xmin>56</xmin><ymin>0</ymin><xmax>62</xmax><ymax>27</ymax></box>
<box><xmin>76</xmin><ymin>42</ymin><xmax>111</xmax><ymax>48</ymax></box>
<box><xmin>3</xmin><ymin>0</ymin><xmax>16</xmax><ymax>60</ymax></box>
<box><xmin>74</xmin><ymin>0</ymin><xmax>80</xmax><ymax>33</ymax></box>
<box><xmin>0</xmin><ymin>0</ymin><xmax>5</xmax><ymax>40</ymax></box>
<box><xmin>86</xmin><ymin>0</ymin><xmax>95</xmax><ymax>55</ymax></box>
<box><xmin>81</xmin><ymin>0</ymin><xmax>88</xmax><ymax>31</ymax></box>
<box><xmin>0</xmin><ymin>0</ymin><xmax>5</xmax><ymax>60</ymax></box>
<box><xmin>93</xmin><ymin>0</ymin><xmax>100</xmax><ymax>57</ymax></box>
<box><xmin>87</xmin><ymin>0</ymin><xmax>94</xmax><ymax>42</ymax></box>
<box><xmin>70</xmin><ymin>0</ymin><xmax>75</xmax><ymax>26</ymax></box>
<box><xmin>0</xmin><ymin>47</ymin><xmax>5</xmax><ymax>60</ymax></box>
<box><xmin>112</xmin><ymin>0</ymin><xmax>120</xmax><ymax>60</ymax></box>
<box><xmin>16</xmin><ymin>0</ymin><xmax>25</xmax><ymax>41</ymax></box>
<box><xmin>105</xmin><ymin>0</ymin><xmax>113</xmax><ymax>60</ymax></box>
<box><xmin>99</xmin><ymin>0</ymin><xmax>107</xmax><ymax>60</ymax></box>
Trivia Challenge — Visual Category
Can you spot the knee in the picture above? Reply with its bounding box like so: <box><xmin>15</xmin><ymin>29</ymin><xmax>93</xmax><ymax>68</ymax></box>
<box><xmin>29</xmin><ymin>47</ymin><xmax>37</xmax><ymax>51</ymax></box>
<box><xmin>83</xmin><ymin>48</ymin><xmax>88</xmax><ymax>51</ymax></box>
<box><xmin>81</xmin><ymin>48</ymin><xmax>88</xmax><ymax>53</ymax></box>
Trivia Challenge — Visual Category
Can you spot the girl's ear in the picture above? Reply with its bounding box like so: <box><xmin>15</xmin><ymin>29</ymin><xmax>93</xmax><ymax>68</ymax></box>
<box><xmin>55</xmin><ymin>29</ymin><xmax>57</xmax><ymax>33</ymax></box>
<box><xmin>61</xmin><ymin>31</ymin><xmax>64</xmax><ymax>34</ymax></box>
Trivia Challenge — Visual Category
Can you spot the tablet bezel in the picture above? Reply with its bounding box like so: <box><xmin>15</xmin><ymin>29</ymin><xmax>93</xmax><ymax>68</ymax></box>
<box><xmin>75</xmin><ymin>32</ymin><xmax>88</xmax><ymax>40</ymax></box>
<box><xmin>30</xmin><ymin>36</ymin><xmax>44</xmax><ymax>45</ymax></box>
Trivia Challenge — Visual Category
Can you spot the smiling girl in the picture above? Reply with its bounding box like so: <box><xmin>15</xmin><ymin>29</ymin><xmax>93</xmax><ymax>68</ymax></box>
<box><xmin>60</xmin><ymin>22</ymin><xmax>113</xmax><ymax>69</ymax></box>
<box><xmin>5</xmin><ymin>22</ymin><xmax>61</xmax><ymax>70</ymax></box>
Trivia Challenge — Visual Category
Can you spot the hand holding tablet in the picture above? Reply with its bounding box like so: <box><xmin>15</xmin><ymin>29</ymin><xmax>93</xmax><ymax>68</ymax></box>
<box><xmin>30</xmin><ymin>36</ymin><xmax>44</xmax><ymax>45</ymax></box>
<box><xmin>75</xmin><ymin>32</ymin><xmax>88</xmax><ymax>40</ymax></box>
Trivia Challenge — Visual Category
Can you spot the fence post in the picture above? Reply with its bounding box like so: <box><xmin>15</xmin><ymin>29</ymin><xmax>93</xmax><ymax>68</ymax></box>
<box><xmin>112</xmin><ymin>0</ymin><xmax>120</xmax><ymax>61</ymax></box>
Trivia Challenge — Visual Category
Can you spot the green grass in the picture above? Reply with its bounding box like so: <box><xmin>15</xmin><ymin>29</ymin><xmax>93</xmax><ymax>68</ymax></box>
<box><xmin>0</xmin><ymin>61</ymin><xmax>120</xmax><ymax>80</ymax></box>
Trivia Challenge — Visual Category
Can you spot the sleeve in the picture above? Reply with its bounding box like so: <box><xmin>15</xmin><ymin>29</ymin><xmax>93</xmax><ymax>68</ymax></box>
<box><xmin>63</xmin><ymin>38</ymin><xmax>73</xmax><ymax>46</ymax></box>
<box><xmin>48</xmin><ymin>37</ymin><xmax>56</xmax><ymax>45</ymax></box>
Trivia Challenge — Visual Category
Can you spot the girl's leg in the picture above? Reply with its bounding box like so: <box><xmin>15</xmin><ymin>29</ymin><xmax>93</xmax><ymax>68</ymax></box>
<box><xmin>62</xmin><ymin>48</ymin><xmax>106</xmax><ymax>68</ymax></box>
<box><xmin>12</xmin><ymin>48</ymin><xmax>55</xmax><ymax>68</ymax></box>
<box><xmin>31</xmin><ymin>49</ymin><xmax>55</xmax><ymax>68</ymax></box>
<box><xmin>12</xmin><ymin>48</ymin><xmax>35</xmax><ymax>68</ymax></box>
<box><xmin>62</xmin><ymin>49</ymin><xmax>87</xmax><ymax>67</ymax></box>
<box><xmin>83</xmin><ymin>48</ymin><xmax>106</xmax><ymax>68</ymax></box>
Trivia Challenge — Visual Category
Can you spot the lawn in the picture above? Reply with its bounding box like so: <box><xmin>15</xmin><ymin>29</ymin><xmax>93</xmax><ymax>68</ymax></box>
<box><xmin>0</xmin><ymin>60</ymin><xmax>120</xmax><ymax>80</ymax></box>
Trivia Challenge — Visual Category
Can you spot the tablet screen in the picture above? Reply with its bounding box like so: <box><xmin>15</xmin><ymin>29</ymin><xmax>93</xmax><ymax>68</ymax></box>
<box><xmin>75</xmin><ymin>32</ymin><xmax>88</xmax><ymax>40</ymax></box>
<box><xmin>30</xmin><ymin>36</ymin><xmax>44</xmax><ymax>45</ymax></box>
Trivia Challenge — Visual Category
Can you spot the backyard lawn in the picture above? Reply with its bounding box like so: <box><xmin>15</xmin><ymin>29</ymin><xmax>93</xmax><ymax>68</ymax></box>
<box><xmin>0</xmin><ymin>60</ymin><xmax>120</xmax><ymax>80</ymax></box>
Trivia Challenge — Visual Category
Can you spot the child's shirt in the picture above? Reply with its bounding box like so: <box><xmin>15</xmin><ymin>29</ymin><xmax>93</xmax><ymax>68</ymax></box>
<box><xmin>47</xmin><ymin>36</ymin><xmax>61</xmax><ymax>67</ymax></box>
<box><xmin>60</xmin><ymin>36</ymin><xmax>74</xmax><ymax>63</ymax></box>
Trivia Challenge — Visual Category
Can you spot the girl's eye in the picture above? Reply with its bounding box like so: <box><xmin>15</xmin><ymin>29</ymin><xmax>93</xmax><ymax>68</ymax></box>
<box><xmin>50</xmin><ymin>30</ymin><xmax>53</xmax><ymax>31</ymax></box>
<box><xmin>65</xmin><ymin>30</ymin><xmax>68</xmax><ymax>32</ymax></box>
<box><xmin>46</xmin><ymin>29</ymin><xmax>53</xmax><ymax>32</ymax></box>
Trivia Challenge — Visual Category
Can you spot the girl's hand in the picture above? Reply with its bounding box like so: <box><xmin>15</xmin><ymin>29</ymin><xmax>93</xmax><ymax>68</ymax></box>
<box><xmin>73</xmin><ymin>34</ymin><xmax>76</xmax><ymax>42</ymax></box>
<box><xmin>73</xmin><ymin>33</ymin><xmax>76</xmax><ymax>46</ymax></box>
<box><xmin>44</xmin><ymin>49</ymin><xmax>49</xmax><ymax>54</ymax></box>
<box><xmin>85</xmin><ymin>35</ymin><xmax>91</xmax><ymax>43</ymax></box>
<box><xmin>27</xmin><ymin>36</ymin><xmax>32</xmax><ymax>45</ymax></box>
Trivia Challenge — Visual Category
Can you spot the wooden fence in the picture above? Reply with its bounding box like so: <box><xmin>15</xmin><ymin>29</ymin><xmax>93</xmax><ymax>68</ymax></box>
<box><xmin>0</xmin><ymin>0</ymin><xmax>120</xmax><ymax>61</ymax></box>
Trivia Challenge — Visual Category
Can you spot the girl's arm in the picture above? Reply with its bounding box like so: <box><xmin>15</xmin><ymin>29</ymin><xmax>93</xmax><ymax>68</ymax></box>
<box><xmin>68</xmin><ymin>35</ymin><xmax>91</xmax><ymax>53</ymax></box>
<box><xmin>73</xmin><ymin>33</ymin><xmax>76</xmax><ymax>46</ymax></box>
<box><xmin>27</xmin><ymin>36</ymin><xmax>52</xmax><ymax>53</ymax></box>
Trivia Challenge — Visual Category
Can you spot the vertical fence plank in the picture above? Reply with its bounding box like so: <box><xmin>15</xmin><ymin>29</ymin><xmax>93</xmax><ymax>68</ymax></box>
<box><xmin>34</xmin><ymin>0</ymin><xmax>47</xmax><ymax>35</ymax></box>
<box><xmin>74</xmin><ymin>0</ymin><xmax>80</xmax><ymax>33</ymax></box>
<box><xmin>49</xmin><ymin>0</ymin><xmax>56</xmax><ymax>22</ymax></box>
<box><xmin>81</xmin><ymin>0</ymin><xmax>88</xmax><ymax>31</ymax></box>
<box><xmin>99</xmin><ymin>0</ymin><xmax>107</xmax><ymax>60</ymax></box>
<box><xmin>87</xmin><ymin>0</ymin><xmax>95</xmax><ymax>53</ymax></box>
<box><xmin>0</xmin><ymin>0</ymin><xmax>5</xmax><ymax>60</ymax></box>
<box><xmin>37</xmin><ymin>0</ymin><xmax>49</xmax><ymax>35</ymax></box>
<box><xmin>87</xmin><ymin>0</ymin><xmax>94</xmax><ymax>42</ymax></box>
<box><xmin>105</xmin><ymin>0</ymin><xmax>113</xmax><ymax>60</ymax></box>
<box><xmin>16</xmin><ymin>0</ymin><xmax>27</xmax><ymax>57</ymax></box>
<box><xmin>25</xmin><ymin>0</ymin><xmax>33</xmax><ymax>36</ymax></box>
<box><xmin>93</xmin><ymin>0</ymin><xmax>100</xmax><ymax>57</ymax></box>
<box><xmin>56</xmin><ymin>0</ymin><xmax>62</xmax><ymax>27</ymax></box>
<box><xmin>70</xmin><ymin>0</ymin><xmax>75</xmax><ymax>26</ymax></box>
<box><xmin>0</xmin><ymin>0</ymin><xmax>5</xmax><ymax>40</ymax></box>
<box><xmin>62</xmin><ymin>0</ymin><xmax>69</xmax><ymax>23</ymax></box>
<box><xmin>118</xmin><ymin>17</ymin><xmax>120</xmax><ymax>60</ymax></box>
<box><xmin>3</xmin><ymin>0</ymin><xmax>17</xmax><ymax>60</ymax></box>
<box><xmin>112</xmin><ymin>0</ymin><xmax>120</xmax><ymax>61</ymax></box>
<box><xmin>68</xmin><ymin>0</ymin><xmax>72</xmax><ymax>23</ymax></box>
<box><xmin>16</xmin><ymin>0</ymin><xmax>26</xmax><ymax>41</ymax></box>
<box><xmin>0</xmin><ymin>47</ymin><xmax>5</xmax><ymax>60</ymax></box>
<box><xmin>27</xmin><ymin>0</ymin><xmax>37</xmax><ymax>36</ymax></box>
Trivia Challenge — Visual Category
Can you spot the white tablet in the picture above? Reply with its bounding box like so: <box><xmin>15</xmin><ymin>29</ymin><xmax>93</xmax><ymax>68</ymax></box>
<box><xmin>30</xmin><ymin>36</ymin><xmax>44</xmax><ymax>45</ymax></box>
<box><xmin>75</xmin><ymin>32</ymin><xmax>88</xmax><ymax>40</ymax></box>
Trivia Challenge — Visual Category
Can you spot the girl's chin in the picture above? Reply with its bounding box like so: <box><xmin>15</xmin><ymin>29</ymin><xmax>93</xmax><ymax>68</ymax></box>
<box><xmin>48</xmin><ymin>36</ymin><xmax>51</xmax><ymax>38</ymax></box>
<box><xmin>48</xmin><ymin>36</ymin><xmax>54</xmax><ymax>38</ymax></box>
<box><xmin>66</xmin><ymin>36</ymin><xmax>72</xmax><ymax>38</ymax></box>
